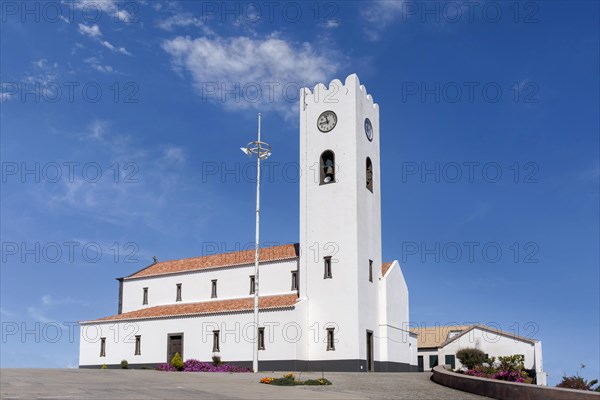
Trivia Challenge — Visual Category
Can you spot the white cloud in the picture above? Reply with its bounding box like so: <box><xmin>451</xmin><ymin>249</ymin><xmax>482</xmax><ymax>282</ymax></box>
<box><xmin>72</xmin><ymin>0</ymin><xmax>133</xmax><ymax>22</ymax></box>
<box><xmin>162</xmin><ymin>145</ymin><xmax>186</xmax><ymax>165</ymax></box>
<box><xmin>78</xmin><ymin>23</ymin><xmax>131</xmax><ymax>55</ymax></box>
<box><xmin>84</xmin><ymin>57</ymin><xmax>115</xmax><ymax>73</ymax></box>
<box><xmin>161</xmin><ymin>34</ymin><xmax>340</xmax><ymax>117</ymax></box>
<box><xmin>41</xmin><ymin>295</ymin><xmax>89</xmax><ymax>307</ymax></box>
<box><xmin>361</xmin><ymin>0</ymin><xmax>406</xmax><ymax>41</ymax></box>
<box><xmin>78</xmin><ymin>23</ymin><xmax>102</xmax><ymax>38</ymax></box>
<box><xmin>157</xmin><ymin>12</ymin><xmax>212</xmax><ymax>35</ymax></box>
<box><xmin>100</xmin><ymin>40</ymin><xmax>132</xmax><ymax>55</ymax></box>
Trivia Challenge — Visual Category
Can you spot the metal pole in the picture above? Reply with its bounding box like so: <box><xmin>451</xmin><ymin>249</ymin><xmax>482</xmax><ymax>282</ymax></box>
<box><xmin>252</xmin><ymin>113</ymin><xmax>261</xmax><ymax>373</ymax></box>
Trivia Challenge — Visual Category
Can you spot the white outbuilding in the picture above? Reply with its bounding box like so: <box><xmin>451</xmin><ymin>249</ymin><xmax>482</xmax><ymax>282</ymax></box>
<box><xmin>412</xmin><ymin>325</ymin><xmax>547</xmax><ymax>385</ymax></box>
<box><xmin>79</xmin><ymin>74</ymin><xmax>419</xmax><ymax>372</ymax></box>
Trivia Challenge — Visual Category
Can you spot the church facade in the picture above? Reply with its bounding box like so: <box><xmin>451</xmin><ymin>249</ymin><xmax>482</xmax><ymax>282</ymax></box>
<box><xmin>79</xmin><ymin>74</ymin><xmax>419</xmax><ymax>371</ymax></box>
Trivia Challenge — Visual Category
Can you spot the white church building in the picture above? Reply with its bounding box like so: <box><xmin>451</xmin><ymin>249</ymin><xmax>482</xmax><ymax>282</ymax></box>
<box><xmin>79</xmin><ymin>74</ymin><xmax>419</xmax><ymax>371</ymax></box>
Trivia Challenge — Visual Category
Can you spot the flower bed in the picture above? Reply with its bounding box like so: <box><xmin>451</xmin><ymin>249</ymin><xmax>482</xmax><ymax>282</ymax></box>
<box><xmin>156</xmin><ymin>355</ymin><xmax>250</xmax><ymax>373</ymax></box>
<box><xmin>259</xmin><ymin>372</ymin><xmax>332</xmax><ymax>386</ymax></box>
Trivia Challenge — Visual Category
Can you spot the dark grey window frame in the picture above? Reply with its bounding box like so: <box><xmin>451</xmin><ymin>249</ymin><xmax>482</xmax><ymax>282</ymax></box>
<box><xmin>326</xmin><ymin>328</ymin><xmax>335</xmax><ymax>351</ymax></box>
<box><xmin>212</xmin><ymin>330</ymin><xmax>220</xmax><ymax>352</ymax></box>
<box><xmin>176</xmin><ymin>283</ymin><xmax>182</xmax><ymax>302</ymax></box>
<box><xmin>324</xmin><ymin>256</ymin><xmax>332</xmax><ymax>279</ymax></box>
<box><xmin>258</xmin><ymin>327</ymin><xmax>265</xmax><ymax>350</ymax></box>
<box><xmin>100</xmin><ymin>337</ymin><xmax>106</xmax><ymax>357</ymax></box>
<box><xmin>142</xmin><ymin>287</ymin><xmax>148</xmax><ymax>305</ymax></box>
<box><xmin>211</xmin><ymin>279</ymin><xmax>218</xmax><ymax>298</ymax></box>
<box><xmin>249</xmin><ymin>275</ymin><xmax>255</xmax><ymax>294</ymax></box>
<box><xmin>291</xmin><ymin>270</ymin><xmax>298</xmax><ymax>290</ymax></box>
<box><xmin>135</xmin><ymin>335</ymin><xmax>141</xmax><ymax>355</ymax></box>
<box><xmin>369</xmin><ymin>259</ymin><xmax>373</xmax><ymax>282</ymax></box>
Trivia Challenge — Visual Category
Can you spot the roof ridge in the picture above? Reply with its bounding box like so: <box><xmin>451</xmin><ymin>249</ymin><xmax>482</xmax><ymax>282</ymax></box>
<box><xmin>124</xmin><ymin>243</ymin><xmax>300</xmax><ymax>279</ymax></box>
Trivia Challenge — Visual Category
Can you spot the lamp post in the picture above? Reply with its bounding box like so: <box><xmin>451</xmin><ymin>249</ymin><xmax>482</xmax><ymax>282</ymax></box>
<box><xmin>240</xmin><ymin>113</ymin><xmax>271</xmax><ymax>373</ymax></box>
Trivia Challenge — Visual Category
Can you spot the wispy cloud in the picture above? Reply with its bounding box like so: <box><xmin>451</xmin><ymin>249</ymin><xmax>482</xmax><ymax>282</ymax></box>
<box><xmin>157</xmin><ymin>12</ymin><xmax>213</xmax><ymax>35</ymax></box>
<box><xmin>72</xmin><ymin>0</ymin><xmax>134</xmax><ymax>22</ymax></box>
<box><xmin>161</xmin><ymin>34</ymin><xmax>340</xmax><ymax>118</ymax></box>
<box><xmin>84</xmin><ymin>57</ymin><xmax>115</xmax><ymax>73</ymax></box>
<box><xmin>78</xmin><ymin>24</ymin><xmax>131</xmax><ymax>56</ymax></box>
<box><xmin>361</xmin><ymin>0</ymin><xmax>407</xmax><ymax>41</ymax></box>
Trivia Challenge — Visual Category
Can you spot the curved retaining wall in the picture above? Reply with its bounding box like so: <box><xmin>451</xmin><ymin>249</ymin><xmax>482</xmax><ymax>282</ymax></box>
<box><xmin>432</xmin><ymin>365</ymin><xmax>600</xmax><ymax>400</ymax></box>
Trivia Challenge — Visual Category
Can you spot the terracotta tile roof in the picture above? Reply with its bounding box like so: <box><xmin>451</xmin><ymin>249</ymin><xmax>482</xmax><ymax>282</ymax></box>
<box><xmin>441</xmin><ymin>324</ymin><xmax>538</xmax><ymax>346</ymax></box>
<box><xmin>127</xmin><ymin>243</ymin><xmax>299</xmax><ymax>279</ymax></box>
<box><xmin>82</xmin><ymin>294</ymin><xmax>299</xmax><ymax>323</ymax></box>
<box><xmin>411</xmin><ymin>326</ymin><xmax>472</xmax><ymax>348</ymax></box>
<box><xmin>411</xmin><ymin>324</ymin><xmax>538</xmax><ymax>348</ymax></box>
<box><xmin>381</xmin><ymin>262</ymin><xmax>393</xmax><ymax>276</ymax></box>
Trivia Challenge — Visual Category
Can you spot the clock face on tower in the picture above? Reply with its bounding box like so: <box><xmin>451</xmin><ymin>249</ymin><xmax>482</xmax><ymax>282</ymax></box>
<box><xmin>364</xmin><ymin>118</ymin><xmax>373</xmax><ymax>141</ymax></box>
<box><xmin>317</xmin><ymin>110</ymin><xmax>337</xmax><ymax>132</ymax></box>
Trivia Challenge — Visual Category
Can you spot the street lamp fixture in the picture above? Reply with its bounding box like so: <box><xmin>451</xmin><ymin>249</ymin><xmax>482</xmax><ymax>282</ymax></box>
<box><xmin>240</xmin><ymin>113</ymin><xmax>271</xmax><ymax>373</ymax></box>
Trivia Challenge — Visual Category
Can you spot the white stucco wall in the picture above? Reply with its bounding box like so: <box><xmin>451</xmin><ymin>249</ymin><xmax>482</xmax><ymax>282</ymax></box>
<box><xmin>79</xmin><ymin>308</ymin><xmax>300</xmax><ymax>366</ymax></box>
<box><xmin>121</xmin><ymin>259</ymin><xmax>299</xmax><ymax>313</ymax></box>
<box><xmin>441</xmin><ymin>328</ymin><xmax>538</xmax><ymax>370</ymax></box>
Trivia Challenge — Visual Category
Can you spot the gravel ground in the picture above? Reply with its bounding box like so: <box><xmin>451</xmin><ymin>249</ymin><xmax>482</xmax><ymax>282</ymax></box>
<box><xmin>0</xmin><ymin>369</ymin><xmax>489</xmax><ymax>399</ymax></box>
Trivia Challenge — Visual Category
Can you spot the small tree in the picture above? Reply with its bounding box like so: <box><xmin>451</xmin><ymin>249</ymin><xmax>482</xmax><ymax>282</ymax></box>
<box><xmin>120</xmin><ymin>360</ymin><xmax>129</xmax><ymax>369</ymax></box>
<box><xmin>101</xmin><ymin>364</ymin><xmax>108</xmax><ymax>369</ymax></box>
<box><xmin>170</xmin><ymin>352</ymin><xmax>184</xmax><ymax>371</ymax></box>
<box><xmin>557</xmin><ymin>364</ymin><xmax>600</xmax><ymax>392</ymax></box>
<box><xmin>212</xmin><ymin>355</ymin><xmax>222</xmax><ymax>366</ymax></box>
<box><xmin>456</xmin><ymin>348</ymin><xmax>485</xmax><ymax>370</ymax></box>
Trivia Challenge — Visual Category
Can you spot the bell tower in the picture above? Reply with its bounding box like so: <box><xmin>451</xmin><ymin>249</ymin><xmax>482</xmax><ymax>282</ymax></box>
<box><xmin>298</xmin><ymin>74</ymin><xmax>382</xmax><ymax>370</ymax></box>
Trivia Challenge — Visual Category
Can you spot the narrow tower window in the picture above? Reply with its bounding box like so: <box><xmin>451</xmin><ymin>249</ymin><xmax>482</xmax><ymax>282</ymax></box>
<box><xmin>100</xmin><ymin>337</ymin><xmax>106</xmax><ymax>357</ymax></box>
<box><xmin>249</xmin><ymin>275</ymin><xmax>255</xmax><ymax>294</ymax></box>
<box><xmin>211</xmin><ymin>279</ymin><xmax>218</xmax><ymax>298</ymax></box>
<box><xmin>366</xmin><ymin>157</ymin><xmax>373</xmax><ymax>192</ymax></box>
<box><xmin>142</xmin><ymin>287</ymin><xmax>148</xmax><ymax>305</ymax></box>
<box><xmin>176</xmin><ymin>283</ymin><xmax>182</xmax><ymax>302</ymax></box>
<box><xmin>320</xmin><ymin>150</ymin><xmax>335</xmax><ymax>184</ymax></box>
<box><xmin>324</xmin><ymin>256</ymin><xmax>332</xmax><ymax>279</ymax></box>
<box><xmin>369</xmin><ymin>259</ymin><xmax>373</xmax><ymax>282</ymax></box>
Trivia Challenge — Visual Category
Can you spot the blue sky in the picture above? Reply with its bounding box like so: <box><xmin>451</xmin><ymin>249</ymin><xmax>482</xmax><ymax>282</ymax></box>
<box><xmin>1</xmin><ymin>0</ymin><xmax>598</xmax><ymax>385</ymax></box>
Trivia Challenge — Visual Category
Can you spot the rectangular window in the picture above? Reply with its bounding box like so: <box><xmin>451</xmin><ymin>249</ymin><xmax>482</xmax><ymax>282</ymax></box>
<box><xmin>100</xmin><ymin>337</ymin><xmax>106</xmax><ymax>357</ymax></box>
<box><xmin>291</xmin><ymin>270</ymin><xmax>298</xmax><ymax>290</ymax></box>
<box><xmin>258</xmin><ymin>327</ymin><xmax>265</xmax><ymax>350</ymax></box>
<box><xmin>142</xmin><ymin>287</ymin><xmax>148</xmax><ymax>305</ymax></box>
<box><xmin>212</xmin><ymin>330</ymin><xmax>220</xmax><ymax>352</ymax></box>
<box><xmin>324</xmin><ymin>256</ymin><xmax>332</xmax><ymax>279</ymax></box>
<box><xmin>211</xmin><ymin>279</ymin><xmax>218</xmax><ymax>298</ymax></box>
<box><xmin>369</xmin><ymin>260</ymin><xmax>373</xmax><ymax>282</ymax></box>
<box><xmin>249</xmin><ymin>275</ymin><xmax>255</xmax><ymax>294</ymax></box>
<box><xmin>135</xmin><ymin>335</ymin><xmax>141</xmax><ymax>356</ymax></box>
<box><xmin>176</xmin><ymin>283</ymin><xmax>182</xmax><ymax>302</ymax></box>
<box><xmin>326</xmin><ymin>328</ymin><xmax>335</xmax><ymax>351</ymax></box>
<box><xmin>445</xmin><ymin>354</ymin><xmax>455</xmax><ymax>369</ymax></box>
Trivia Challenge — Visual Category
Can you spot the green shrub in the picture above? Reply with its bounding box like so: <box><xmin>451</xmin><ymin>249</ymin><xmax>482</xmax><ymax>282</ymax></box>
<box><xmin>212</xmin><ymin>355</ymin><xmax>222</xmax><ymax>366</ymax></box>
<box><xmin>557</xmin><ymin>376</ymin><xmax>600</xmax><ymax>391</ymax></box>
<box><xmin>270</xmin><ymin>378</ymin><xmax>295</xmax><ymax>386</ymax></box>
<box><xmin>120</xmin><ymin>360</ymin><xmax>129</xmax><ymax>369</ymax></box>
<box><xmin>456</xmin><ymin>348</ymin><xmax>485</xmax><ymax>369</ymax></box>
<box><xmin>101</xmin><ymin>364</ymin><xmax>108</xmax><ymax>369</ymax></box>
<box><xmin>303</xmin><ymin>378</ymin><xmax>332</xmax><ymax>385</ymax></box>
<box><xmin>497</xmin><ymin>354</ymin><xmax>525</xmax><ymax>373</ymax></box>
<box><xmin>170</xmin><ymin>352</ymin><xmax>184</xmax><ymax>371</ymax></box>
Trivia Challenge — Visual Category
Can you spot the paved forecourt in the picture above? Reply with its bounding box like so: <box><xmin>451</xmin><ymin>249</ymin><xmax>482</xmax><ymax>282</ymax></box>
<box><xmin>0</xmin><ymin>369</ymin><xmax>489</xmax><ymax>399</ymax></box>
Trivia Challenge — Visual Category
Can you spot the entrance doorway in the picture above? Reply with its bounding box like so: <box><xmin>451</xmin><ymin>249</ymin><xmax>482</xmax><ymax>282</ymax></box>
<box><xmin>167</xmin><ymin>333</ymin><xmax>183</xmax><ymax>362</ymax></box>
<box><xmin>366</xmin><ymin>330</ymin><xmax>374</xmax><ymax>371</ymax></box>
